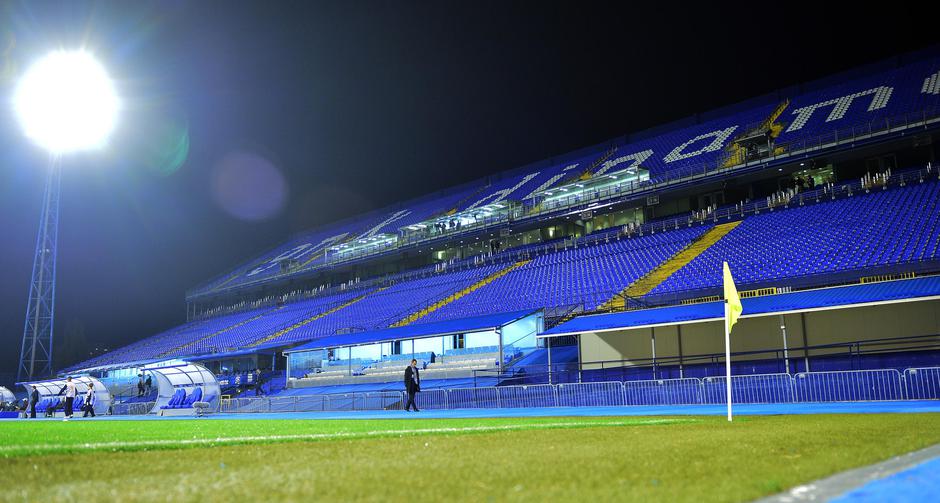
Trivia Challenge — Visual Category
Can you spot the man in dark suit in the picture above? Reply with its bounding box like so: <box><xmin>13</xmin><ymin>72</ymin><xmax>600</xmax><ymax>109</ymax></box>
<box><xmin>404</xmin><ymin>359</ymin><xmax>420</xmax><ymax>412</ymax></box>
<box><xmin>29</xmin><ymin>386</ymin><xmax>39</xmax><ymax>419</ymax></box>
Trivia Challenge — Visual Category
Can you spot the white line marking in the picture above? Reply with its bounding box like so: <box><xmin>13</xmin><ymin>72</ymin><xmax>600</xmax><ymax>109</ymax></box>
<box><xmin>1</xmin><ymin>419</ymin><xmax>683</xmax><ymax>454</ymax></box>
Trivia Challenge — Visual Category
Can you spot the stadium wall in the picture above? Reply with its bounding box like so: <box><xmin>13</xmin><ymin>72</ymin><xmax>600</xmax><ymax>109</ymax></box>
<box><xmin>579</xmin><ymin>298</ymin><xmax>940</xmax><ymax>368</ymax></box>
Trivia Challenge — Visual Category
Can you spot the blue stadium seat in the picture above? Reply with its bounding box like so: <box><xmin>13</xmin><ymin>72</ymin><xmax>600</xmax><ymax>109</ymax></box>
<box><xmin>160</xmin><ymin>388</ymin><xmax>186</xmax><ymax>410</ymax></box>
<box><xmin>181</xmin><ymin>387</ymin><xmax>202</xmax><ymax>408</ymax></box>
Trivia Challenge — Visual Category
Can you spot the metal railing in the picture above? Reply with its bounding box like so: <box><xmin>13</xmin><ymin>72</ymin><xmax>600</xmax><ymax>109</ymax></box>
<box><xmin>496</xmin><ymin>384</ymin><xmax>556</xmax><ymax>408</ymax></box>
<box><xmin>111</xmin><ymin>401</ymin><xmax>156</xmax><ymax>416</ymax></box>
<box><xmin>447</xmin><ymin>387</ymin><xmax>499</xmax><ymax>409</ymax></box>
<box><xmin>213</xmin><ymin>366</ymin><xmax>940</xmax><ymax>415</ymax></box>
<box><xmin>794</xmin><ymin>369</ymin><xmax>906</xmax><ymax>402</ymax></box>
<box><xmin>703</xmin><ymin>373</ymin><xmax>794</xmax><ymax>404</ymax></box>
<box><xmin>622</xmin><ymin>377</ymin><xmax>703</xmax><ymax>405</ymax></box>
<box><xmin>905</xmin><ymin>367</ymin><xmax>940</xmax><ymax>400</ymax></box>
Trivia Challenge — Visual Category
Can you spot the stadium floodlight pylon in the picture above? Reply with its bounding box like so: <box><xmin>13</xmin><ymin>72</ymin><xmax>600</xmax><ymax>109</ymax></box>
<box><xmin>13</xmin><ymin>50</ymin><xmax>118</xmax><ymax>381</ymax></box>
<box><xmin>18</xmin><ymin>161</ymin><xmax>61</xmax><ymax>381</ymax></box>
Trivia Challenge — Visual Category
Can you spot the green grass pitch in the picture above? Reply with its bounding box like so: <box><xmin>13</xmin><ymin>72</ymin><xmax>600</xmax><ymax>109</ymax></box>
<box><xmin>1</xmin><ymin>413</ymin><xmax>939</xmax><ymax>502</ymax></box>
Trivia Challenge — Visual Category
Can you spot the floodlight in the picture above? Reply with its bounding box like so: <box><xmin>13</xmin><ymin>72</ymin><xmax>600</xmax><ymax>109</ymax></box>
<box><xmin>13</xmin><ymin>50</ymin><xmax>118</xmax><ymax>154</ymax></box>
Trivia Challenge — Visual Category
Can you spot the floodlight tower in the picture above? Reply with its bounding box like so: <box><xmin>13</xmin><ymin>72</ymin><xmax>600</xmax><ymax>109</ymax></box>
<box><xmin>13</xmin><ymin>50</ymin><xmax>118</xmax><ymax>381</ymax></box>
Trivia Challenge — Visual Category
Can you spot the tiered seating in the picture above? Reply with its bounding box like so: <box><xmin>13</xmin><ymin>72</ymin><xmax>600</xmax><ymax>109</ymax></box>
<box><xmin>182</xmin><ymin>290</ymin><xmax>366</xmax><ymax>354</ymax></box>
<box><xmin>772</xmin><ymin>60</ymin><xmax>938</xmax><ymax>144</ymax></box>
<box><xmin>293</xmin><ymin>348</ymin><xmax>506</xmax><ymax>387</ymax></box>
<box><xmin>419</xmin><ymin>225</ymin><xmax>711</xmax><ymax>321</ymax></box>
<box><xmin>69</xmin><ymin>265</ymin><xmax>506</xmax><ymax>369</ymax></box>
<box><xmin>430</xmin><ymin>346</ymin><xmax>505</xmax><ymax>370</ymax></box>
<box><xmin>64</xmin><ymin>308</ymin><xmax>267</xmax><ymax>370</ymax></box>
<box><xmin>193</xmin><ymin>182</ymin><xmax>499</xmax><ymax>294</ymax></box>
<box><xmin>652</xmin><ymin>180</ymin><xmax>940</xmax><ymax>294</ymax></box>
<box><xmin>265</xmin><ymin>264</ymin><xmax>505</xmax><ymax>345</ymax></box>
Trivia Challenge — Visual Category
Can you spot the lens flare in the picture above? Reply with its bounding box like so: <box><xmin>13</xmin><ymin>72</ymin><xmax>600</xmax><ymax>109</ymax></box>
<box><xmin>211</xmin><ymin>151</ymin><xmax>287</xmax><ymax>221</ymax></box>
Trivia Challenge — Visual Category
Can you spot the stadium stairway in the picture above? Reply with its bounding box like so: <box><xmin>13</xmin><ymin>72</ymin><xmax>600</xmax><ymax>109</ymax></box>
<box><xmin>390</xmin><ymin>260</ymin><xmax>531</xmax><ymax>327</ymax></box>
<box><xmin>249</xmin><ymin>287</ymin><xmax>388</xmax><ymax>347</ymax></box>
<box><xmin>296</xmin><ymin>249</ymin><xmax>327</xmax><ymax>270</ymax></box>
<box><xmin>599</xmin><ymin>221</ymin><xmax>742</xmax><ymax>309</ymax></box>
<box><xmin>722</xmin><ymin>100</ymin><xmax>790</xmax><ymax>168</ymax></box>
<box><xmin>160</xmin><ymin>306</ymin><xmax>284</xmax><ymax>357</ymax></box>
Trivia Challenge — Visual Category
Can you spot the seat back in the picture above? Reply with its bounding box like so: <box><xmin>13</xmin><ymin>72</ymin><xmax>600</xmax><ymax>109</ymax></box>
<box><xmin>182</xmin><ymin>387</ymin><xmax>202</xmax><ymax>407</ymax></box>
<box><xmin>168</xmin><ymin>388</ymin><xmax>185</xmax><ymax>407</ymax></box>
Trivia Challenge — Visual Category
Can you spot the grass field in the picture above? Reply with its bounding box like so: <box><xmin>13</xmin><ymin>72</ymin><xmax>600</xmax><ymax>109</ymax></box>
<box><xmin>1</xmin><ymin>413</ymin><xmax>939</xmax><ymax>502</ymax></box>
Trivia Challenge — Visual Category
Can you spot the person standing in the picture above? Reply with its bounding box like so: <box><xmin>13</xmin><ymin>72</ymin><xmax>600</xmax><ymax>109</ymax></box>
<box><xmin>137</xmin><ymin>374</ymin><xmax>145</xmax><ymax>397</ymax></box>
<box><xmin>254</xmin><ymin>369</ymin><xmax>263</xmax><ymax>396</ymax></box>
<box><xmin>29</xmin><ymin>385</ymin><xmax>39</xmax><ymax>419</ymax></box>
<box><xmin>145</xmin><ymin>374</ymin><xmax>152</xmax><ymax>395</ymax></box>
<box><xmin>404</xmin><ymin>359</ymin><xmax>420</xmax><ymax>412</ymax></box>
<box><xmin>58</xmin><ymin>377</ymin><xmax>77</xmax><ymax>420</ymax></box>
<box><xmin>82</xmin><ymin>384</ymin><xmax>95</xmax><ymax>418</ymax></box>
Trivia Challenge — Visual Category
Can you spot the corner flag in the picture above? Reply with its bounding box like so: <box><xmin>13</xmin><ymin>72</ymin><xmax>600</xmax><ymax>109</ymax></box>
<box><xmin>723</xmin><ymin>262</ymin><xmax>743</xmax><ymax>331</ymax></box>
<box><xmin>722</xmin><ymin>261</ymin><xmax>743</xmax><ymax>421</ymax></box>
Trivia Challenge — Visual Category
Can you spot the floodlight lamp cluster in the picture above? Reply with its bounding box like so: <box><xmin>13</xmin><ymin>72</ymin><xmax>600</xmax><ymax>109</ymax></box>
<box><xmin>13</xmin><ymin>50</ymin><xmax>119</xmax><ymax>155</ymax></box>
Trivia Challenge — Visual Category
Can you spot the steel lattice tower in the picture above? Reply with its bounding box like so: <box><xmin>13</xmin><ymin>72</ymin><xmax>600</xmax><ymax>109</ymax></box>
<box><xmin>18</xmin><ymin>161</ymin><xmax>62</xmax><ymax>382</ymax></box>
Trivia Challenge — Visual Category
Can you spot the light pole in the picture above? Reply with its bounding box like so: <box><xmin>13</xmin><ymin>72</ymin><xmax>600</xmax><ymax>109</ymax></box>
<box><xmin>13</xmin><ymin>50</ymin><xmax>119</xmax><ymax>381</ymax></box>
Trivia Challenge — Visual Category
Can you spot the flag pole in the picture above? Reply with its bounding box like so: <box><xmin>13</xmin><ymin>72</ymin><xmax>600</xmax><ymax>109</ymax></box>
<box><xmin>722</xmin><ymin>261</ymin><xmax>741</xmax><ymax>422</ymax></box>
<box><xmin>724</xmin><ymin>300</ymin><xmax>732</xmax><ymax>422</ymax></box>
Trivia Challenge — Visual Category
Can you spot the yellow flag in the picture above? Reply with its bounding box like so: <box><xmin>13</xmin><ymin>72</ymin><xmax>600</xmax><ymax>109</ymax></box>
<box><xmin>723</xmin><ymin>261</ymin><xmax>743</xmax><ymax>331</ymax></box>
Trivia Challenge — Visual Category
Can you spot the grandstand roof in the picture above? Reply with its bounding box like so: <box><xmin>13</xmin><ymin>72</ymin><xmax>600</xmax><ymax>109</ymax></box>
<box><xmin>540</xmin><ymin>276</ymin><xmax>940</xmax><ymax>337</ymax></box>
<box><xmin>284</xmin><ymin>309</ymin><xmax>539</xmax><ymax>352</ymax></box>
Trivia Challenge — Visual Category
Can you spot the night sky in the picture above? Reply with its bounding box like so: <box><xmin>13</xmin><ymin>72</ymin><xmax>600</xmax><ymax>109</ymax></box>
<box><xmin>0</xmin><ymin>1</ymin><xmax>935</xmax><ymax>376</ymax></box>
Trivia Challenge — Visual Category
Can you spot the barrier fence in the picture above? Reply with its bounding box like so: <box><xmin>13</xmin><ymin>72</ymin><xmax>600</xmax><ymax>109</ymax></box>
<box><xmin>207</xmin><ymin>367</ymin><xmax>940</xmax><ymax>415</ymax></box>
<box><xmin>111</xmin><ymin>401</ymin><xmax>156</xmax><ymax>416</ymax></box>
<box><xmin>905</xmin><ymin>367</ymin><xmax>940</xmax><ymax>400</ymax></box>
<box><xmin>794</xmin><ymin>369</ymin><xmax>906</xmax><ymax>402</ymax></box>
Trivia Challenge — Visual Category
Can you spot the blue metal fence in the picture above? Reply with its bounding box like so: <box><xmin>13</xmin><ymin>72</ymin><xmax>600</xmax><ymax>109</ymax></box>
<box><xmin>622</xmin><ymin>378</ymin><xmax>701</xmax><ymax>406</ymax></box>
<box><xmin>218</xmin><ymin>367</ymin><xmax>937</xmax><ymax>414</ymax></box>
<box><xmin>905</xmin><ymin>367</ymin><xmax>940</xmax><ymax>400</ymax></box>
<box><xmin>703</xmin><ymin>374</ymin><xmax>794</xmax><ymax>404</ymax></box>
<box><xmin>496</xmin><ymin>384</ymin><xmax>556</xmax><ymax>408</ymax></box>
<box><xmin>447</xmin><ymin>387</ymin><xmax>499</xmax><ymax>409</ymax></box>
<box><xmin>794</xmin><ymin>369</ymin><xmax>905</xmax><ymax>402</ymax></box>
<box><xmin>556</xmin><ymin>382</ymin><xmax>624</xmax><ymax>407</ymax></box>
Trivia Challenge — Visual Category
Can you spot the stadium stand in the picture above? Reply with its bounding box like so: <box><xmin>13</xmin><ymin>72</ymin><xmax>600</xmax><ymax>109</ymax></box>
<box><xmin>67</xmin><ymin>173</ymin><xmax>940</xmax><ymax>371</ymax></box>
<box><xmin>60</xmin><ymin>52</ymin><xmax>940</xmax><ymax>407</ymax></box>
<box><xmin>184</xmin><ymin>58</ymin><xmax>940</xmax><ymax>297</ymax></box>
